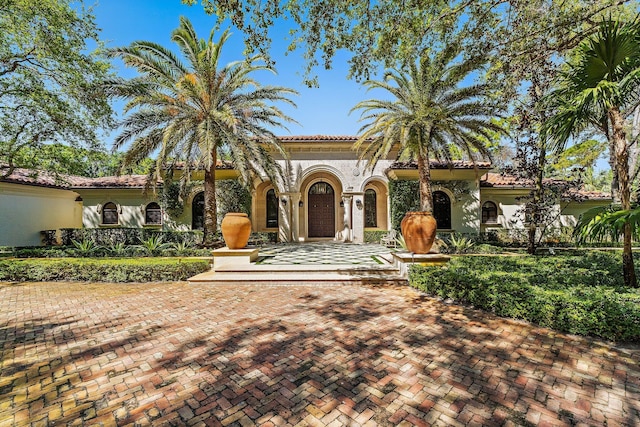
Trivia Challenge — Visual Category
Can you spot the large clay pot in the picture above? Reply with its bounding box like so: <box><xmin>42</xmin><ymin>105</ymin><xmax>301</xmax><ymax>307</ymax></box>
<box><xmin>221</xmin><ymin>213</ymin><xmax>252</xmax><ymax>249</ymax></box>
<box><xmin>400</xmin><ymin>211</ymin><xmax>438</xmax><ymax>254</ymax></box>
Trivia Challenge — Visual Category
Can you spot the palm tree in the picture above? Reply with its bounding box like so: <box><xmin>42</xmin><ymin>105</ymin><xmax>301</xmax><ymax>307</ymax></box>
<box><xmin>106</xmin><ymin>17</ymin><xmax>297</xmax><ymax>245</ymax></box>
<box><xmin>352</xmin><ymin>44</ymin><xmax>504</xmax><ymax>213</ymax></box>
<box><xmin>545</xmin><ymin>18</ymin><xmax>640</xmax><ymax>287</ymax></box>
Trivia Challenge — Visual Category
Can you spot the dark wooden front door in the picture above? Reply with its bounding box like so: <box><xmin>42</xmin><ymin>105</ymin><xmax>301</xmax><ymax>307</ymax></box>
<box><xmin>308</xmin><ymin>182</ymin><xmax>335</xmax><ymax>237</ymax></box>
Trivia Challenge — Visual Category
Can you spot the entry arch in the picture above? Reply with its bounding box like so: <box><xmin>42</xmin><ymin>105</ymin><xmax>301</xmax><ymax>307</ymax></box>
<box><xmin>298</xmin><ymin>171</ymin><xmax>344</xmax><ymax>240</ymax></box>
<box><xmin>361</xmin><ymin>178</ymin><xmax>389</xmax><ymax>230</ymax></box>
<box><xmin>308</xmin><ymin>181</ymin><xmax>335</xmax><ymax>237</ymax></box>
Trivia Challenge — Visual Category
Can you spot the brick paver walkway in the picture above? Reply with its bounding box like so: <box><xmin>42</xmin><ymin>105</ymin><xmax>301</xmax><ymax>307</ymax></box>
<box><xmin>1</xmin><ymin>282</ymin><xmax>639</xmax><ymax>426</ymax></box>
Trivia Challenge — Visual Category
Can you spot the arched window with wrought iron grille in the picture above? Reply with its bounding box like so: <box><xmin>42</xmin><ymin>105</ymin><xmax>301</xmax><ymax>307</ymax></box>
<box><xmin>266</xmin><ymin>189</ymin><xmax>278</xmax><ymax>228</ymax></box>
<box><xmin>145</xmin><ymin>202</ymin><xmax>162</xmax><ymax>225</ymax></box>
<box><xmin>365</xmin><ymin>189</ymin><xmax>377</xmax><ymax>227</ymax></box>
<box><xmin>192</xmin><ymin>192</ymin><xmax>204</xmax><ymax>230</ymax></box>
<box><xmin>482</xmin><ymin>201</ymin><xmax>498</xmax><ymax>224</ymax></box>
<box><xmin>433</xmin><ymin>191</ymin><xmax>451</xmax><ymax>229</ymax></box>
<box><xmin>102</xmin><ymin>202</ymin><xmax>119</xmax><ymax>225</ymax></box>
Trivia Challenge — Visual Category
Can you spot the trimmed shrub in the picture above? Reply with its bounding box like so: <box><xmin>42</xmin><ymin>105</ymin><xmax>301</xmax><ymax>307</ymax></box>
<box><xmin>389</xmin><ymin>180</ymin><xmax>420</xmax><ymax>232</ymax></box>
<box><xmin>0</xmin><ymin>258</ymin><xmax>210</xmax><ymax>283</ymax></box>
<box><xmin>248</xmin><ymin>232</ymin><xmax>278</xmax><ymax>245</ymax></box>
<box><xmin>364</xmin><ymin>230</ymin><xmax>389</xmax><ymax>244</ymax></box>
<box><xmin>59</xmin><ymin>228</ymin><xmax>204</xmax><ymax>246</ymax></box>
<box><xmin>408</xmin><ymin>253</ymin><xmax>640</xmax><ymax>342</ymax></box>
<box><xmin>216</xmin><ymin>179</ymin><xmax>252</xmax><ymax>227</ymax></box>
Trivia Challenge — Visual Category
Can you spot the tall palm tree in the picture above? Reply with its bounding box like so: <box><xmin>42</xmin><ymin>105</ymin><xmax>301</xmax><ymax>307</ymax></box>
<box><xmin>106</xmin><ymin>17</ymin><xmax>297</xmax><ymax>245</ymax></box>
<box><xmin>352</xmin><ymin>44</ymin><xmax>504</xmax><ymax>213</ymax></box>
<box><xmin>546</xmin><ymin>18</ymin><xmax>640</xmax><ymax>288</ymax></box>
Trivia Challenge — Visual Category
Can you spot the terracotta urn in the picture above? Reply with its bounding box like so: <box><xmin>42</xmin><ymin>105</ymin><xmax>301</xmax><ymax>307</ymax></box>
<box><xmin>400</xmin><ymin>211</ymin><xmax>438</xmax><ymax>254</ymax></box>
<box><xmin>221</xmin><ymin>213</ymin><xmax>252</xmax><ymax>249</ymax></box>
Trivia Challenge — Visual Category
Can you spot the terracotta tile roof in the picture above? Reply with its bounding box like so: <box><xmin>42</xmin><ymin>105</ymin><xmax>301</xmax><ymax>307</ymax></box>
<box><xmin>1</xmin><ymin>167</ymin><xmax>159</xmax><ymax>190</ymax></box>
<box><xmin>481</xmin><ymin>172</ymin><xmax>569</xmax><ymax>187</ymax></box>
<box><xmin>480</xmin><ymin>173</ymin><xmax>611</xmax><ymax>200</ymax></box>
<box><xmin>169</xmin><ymin>160</ymin><xmax>235</xmax><ymax>170</ymax></box>
<box><xmin>568</xmin><ymin>189</ymin><xmax>611</xmax><ymax>201</ymax></box>
<box><xmin>69</xmin><ymin>175</ymin><xmax>160</xmax><ymax>189</ymax></box>
<box><xmin>0</xmin><ymin>167</ymin><xmax>71</xmax><ymax>189</ymax></box>
<box><xmin>278</xmin><ymin>135</ymin><xmax>361</xmax><ymax>142</ymax></box>
<box><xmin>389</xmin><ymin>160</ymin><xmax>493</xmax><ymax>170</ymax></box>
<box><xmin>480</xmin><ymin>172</ymin><xmax>531</xmax><ymax>187</ymax></box>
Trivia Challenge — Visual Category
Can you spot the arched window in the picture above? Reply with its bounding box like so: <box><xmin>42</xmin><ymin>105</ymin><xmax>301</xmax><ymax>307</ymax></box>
<box><xmin>145</xmin><ymin>202</ymin><xmax>162</xmax><ymax>225</ymax></box>
<box><xmin>433</xmin><ymin>191</ymin><xmax>451</xmax><ymax>229</ymax></box>
<box><xmin>365</xmin><ymin>189</ymin><xmax>377</xmax><ymax>227</ymax></box>
<box><xmin>102</xmin><ymin>202</ymin><xmax>119</xmax><ymax>225</ymax></box>
<box><xmin>192</xmin><ymin>192</ymin><xmax>204</xmax><ymax>230</ymax></box>
<box><xmin>266</xmin><ymin>189</ymin><xmax>278</xmax><ymax>228</ymax></box>
<box><xmin>309</xmin><ymin>182</ymin><xmax>334</xmax><ymax>194</ymax></box>
<box><xmin>482</xmin><ymin>201</ymin><xmax>498</xmax><ymax>224</ymax></box>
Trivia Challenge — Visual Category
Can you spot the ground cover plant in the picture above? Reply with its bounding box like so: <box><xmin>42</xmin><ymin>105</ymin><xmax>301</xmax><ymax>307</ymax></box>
<box><xmin>409</xmin><ymin>251</ymin><xmax>640</xmax><ymax>342</ymax></box>
<box><xmin>0</xmin><ymin>258</ymin><xmax>210</xmax><ymax>283</ymax></box>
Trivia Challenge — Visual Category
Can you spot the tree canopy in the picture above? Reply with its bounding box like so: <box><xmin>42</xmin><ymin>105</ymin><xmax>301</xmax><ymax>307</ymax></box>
<box><xmin>0</xmin><ymin>0</ymin><xmax>113</xmax><ymax>179</ymax></box>
<box><xmin>183</xmin><ymin>0</ymin><xmax>635</xmax><ymax>87</ymax></box>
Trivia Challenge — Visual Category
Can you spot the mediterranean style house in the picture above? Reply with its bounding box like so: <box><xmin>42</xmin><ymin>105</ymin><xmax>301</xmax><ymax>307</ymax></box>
<box><xmin>0</xmin><ymin>135</ymin><xmax>610</xmax><ymax>247</ymax></box>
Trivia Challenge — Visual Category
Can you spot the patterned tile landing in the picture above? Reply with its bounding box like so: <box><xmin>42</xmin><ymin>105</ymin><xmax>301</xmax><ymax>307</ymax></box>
<box><xmin>257</xmin><ymin>242</ymin><xmax>389</xmax><ymax>265</ymax></box>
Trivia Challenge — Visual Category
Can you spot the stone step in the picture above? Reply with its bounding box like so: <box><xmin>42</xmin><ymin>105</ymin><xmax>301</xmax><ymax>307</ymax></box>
<box><xmin>188</xmin><ymin>265</ymin><xmax>406</xmax><ymax>286</ymax></box>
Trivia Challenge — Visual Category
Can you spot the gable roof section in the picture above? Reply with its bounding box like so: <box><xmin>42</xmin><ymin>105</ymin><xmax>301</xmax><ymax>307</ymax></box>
<box><xmin>69</xmin><ymin>175</ymin><xmax>160</xmax><ymax>189</ymax></box>
<box><xmin>278</xmin><ymin>135</ymin><xmax>360</xmax><ymax>142</ymax></box>
<box><xmin>1</xmin><ymin>167</ymin><xmax>156</xmax><ymax>190</ymax></box>
<box><xmin>480</xmin><ymin>173</ymin><xmax>611</xmax><ymax>201</ymax></box>
<box><xmin>390</xmin><ymin>160</ymin><xmax>493</xmax><ymax>170</ymax></box>
<box><xmin>1</xmin><ymin>167</ymin><xmax>71</xmax><ymax>189</ymax></box>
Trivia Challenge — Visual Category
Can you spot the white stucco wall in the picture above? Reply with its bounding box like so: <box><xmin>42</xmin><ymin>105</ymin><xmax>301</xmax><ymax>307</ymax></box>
<box><xmin>77</xmin><ymin>189</ymin><xmax>166</xmax><ymax>229</ymax></box>
<box><xmin>480</xmin><ymin>190</ymin><xmax>609</xmax><ymax>234</ymax></box>
<box><xmin>0</xmin><ymin>182</ymin><xmax>82</xmax><ymax>247</ymax></box>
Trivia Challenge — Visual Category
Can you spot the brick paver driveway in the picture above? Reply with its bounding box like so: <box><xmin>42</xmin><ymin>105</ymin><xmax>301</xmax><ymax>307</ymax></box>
<box><xmin>1</xmin><ymin>282</ymin><xmax>639</xmax><ymax>426</ymax></box>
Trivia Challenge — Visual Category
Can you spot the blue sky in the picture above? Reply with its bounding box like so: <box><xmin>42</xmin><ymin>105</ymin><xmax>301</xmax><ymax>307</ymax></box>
<box><xmin>93</xmin><ymin>0</ymin><xmax>374</xmax><ymax>139</ymax></box>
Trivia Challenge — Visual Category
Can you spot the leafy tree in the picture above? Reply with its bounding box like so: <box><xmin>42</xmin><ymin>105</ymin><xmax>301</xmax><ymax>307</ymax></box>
<box><xmin>10</xmin><ymin>144</ymin><xmax>153</xmax><ymax>178</ymax></box>
<box><xmin>106</xmin><ymin>17</ymin><xmax>297</xmax><ymax>246</ymax></box>
<box><xmin>546</xmin><ymin>18</ymin><xmax>640</xmax><ymax>287</ymax></box>
<box><xmin>352</xmin><ymin>44</ymin><xmax>504</xmax><ymax>213</ymax></box>
<box><xmin>0</xmin><ymin>0</ymin><xmax>113</xmax><ymax>178</ymax></box>
<box><xmin>550</xmin><ymin>139</ymin><xmax>607</xmax><ymax>180</ymax></box>
<box><xmin>183</xmin><ymin>0</ymin><xmax>632</xmax><ymax>87</ymax></box>
<box><xmin>574</xmin><ymin>205</ymin><xmax>640</xmax><ymax>245</ymax></box>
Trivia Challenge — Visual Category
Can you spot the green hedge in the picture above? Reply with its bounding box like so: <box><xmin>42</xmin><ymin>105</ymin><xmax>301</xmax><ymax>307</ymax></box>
<box><xmin>59</xmin><ymin>228</ymin><xmax>206</xmax><ymax>246</ymax></box>
<box><xmin>408</xmin><ymin>253</ymin><xmax>640</xmax><ymax>342</ymax></box>
<box><xmin>0</xmin><ymin>258</ymin><xmax>210</xmax><ymax>283</ymax></box>
<box><xmin>364</xmin><ymin>230</ymin><xmax>390</xmax><ymax>243</ymax></box>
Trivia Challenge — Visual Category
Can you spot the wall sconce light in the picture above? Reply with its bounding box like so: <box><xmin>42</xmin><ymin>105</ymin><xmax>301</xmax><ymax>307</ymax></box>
<box><xmin>299</xmin><ymin>200</ymin><xmax>303</xmax><ymax>208</ymax></box>
<box><xmin>339</xmin><ymin>200</ymin><xmax>344</xmax><ymax>208</ymax></box>
<box><xmin>356</xmin><ymin>199</ymin><xmax>363</xmax><ymax>210</ymax></box>
<box><xmin>281</xmin><ymin>198</ymin><xmax>287</xmax><ymax>206</ymax></box>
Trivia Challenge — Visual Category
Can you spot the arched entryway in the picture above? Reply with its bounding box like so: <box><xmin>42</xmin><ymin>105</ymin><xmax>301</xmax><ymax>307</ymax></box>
<box><xmin>308</xmin><ymin>182</ymin><xmax>335</xmax><ymax>237</ymax></box>
<box><xmin>433</xmin><ymin>190</ymin><xmax>451</xmax><ymax>229</ymax></box>
<box><xmin>192</xmin><ymin>192</ymin><xmax>204</xmax><ymax>230</ymax></box>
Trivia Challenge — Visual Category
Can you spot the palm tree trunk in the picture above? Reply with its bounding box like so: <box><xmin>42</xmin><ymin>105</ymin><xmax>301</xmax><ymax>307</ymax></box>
<box><xmin>417</xmin><ymin>152</ymin><xmax>434</xmax><ymax>213</ymax></box>
<box><xmin>609</xmin><ymin>107</ymin><xmax>637</xmax><ymax>287</ymax></box>
<box><xmin>202</xmin><ymin>151</ymin><xmax>218</xmax><ymax>247</ymax></box>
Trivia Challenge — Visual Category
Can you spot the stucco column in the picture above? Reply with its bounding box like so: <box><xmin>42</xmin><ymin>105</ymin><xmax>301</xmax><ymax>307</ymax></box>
<box><xmin>278</xmin><ymin>194</ymin><xmax>291</xmax><ymax>242</ymax></box>
<box><xmin>290</xmin><ymin>192</ymin><xmax>301</xmax><ymax>242</ymax></box>
<box><xmin>351</xmin><ymin>192</ymin><xmax>365</xmax><ymax>243</ymax></box>
<box><xmin>340</xmin><ymin>194</ymin><xmax>353</xmax><ymax>242</ymax></box>
<box><xmin>250</xmin><ymin>189</ymin><xmax>257</xmax><ymax>232</ymax></box>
